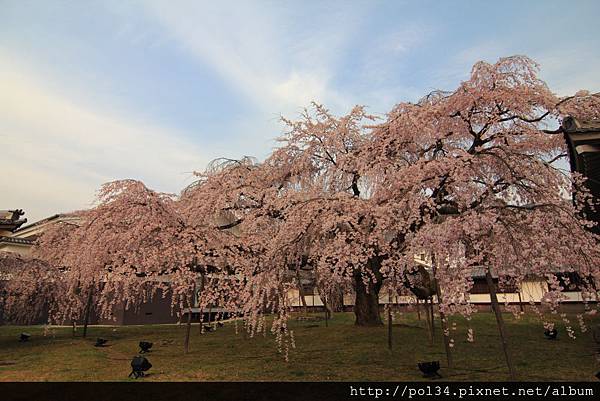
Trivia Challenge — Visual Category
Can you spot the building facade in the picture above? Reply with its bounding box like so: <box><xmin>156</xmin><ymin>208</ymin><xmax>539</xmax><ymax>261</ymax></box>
<box><xmin>0</xmin><ymin>210</ymin><xmax>179</xmax><ymax>325</ymax></box>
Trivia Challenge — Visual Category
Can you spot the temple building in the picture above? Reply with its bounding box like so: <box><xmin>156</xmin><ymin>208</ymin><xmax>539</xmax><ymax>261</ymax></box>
<box><xmin>0</xmin><ymin>210</ymin><xmax>30</xmax><ymax>254</ymax></box>
<box><xmin>287</xmin><ymin>117</ymin><xmax>600</xmax><ymax>312</ymax></box>
<box><xmin>0</xmin><ymin>212</ymin><xmax>80</xmax><ymax>255</ymax></box>
<box><xmin>563</xmin><ymin>116</ymin><xmax>600</xmax><ymax>234</ymax></box>
<box><xmin>0</xmin><ymin>210</ymin><xmax>178</xmax><ymax>325</ymax></box>
<box><xmin>3</xmin><ymin>120</ymin><xmax>599</xmax><ymax>325</ymax></box>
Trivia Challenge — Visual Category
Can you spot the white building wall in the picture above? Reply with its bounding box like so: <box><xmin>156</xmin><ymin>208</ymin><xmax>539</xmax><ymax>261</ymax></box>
<box><xmin>287</xmin><ymin>279</ymin><xmax>585</xmax><ymax>307</ymax></box>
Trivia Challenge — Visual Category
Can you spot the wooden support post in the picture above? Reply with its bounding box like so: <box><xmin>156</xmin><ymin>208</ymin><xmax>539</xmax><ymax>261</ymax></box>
<box><xmin>387</xmin><ymin>307</ymin><xmax>393</xmax><ymax>351</ymax></box>
<box><xmin>517</xmin><ymin>290</ymin><xmax>524</xmax><ymax>313</ymax></box>
<box><xmin>184</xmin><ymin>283</ymin><xmax>196</xmax><ymax>354</ymax></box>
<box><xmin>432</xmin><ymin>263</ymin><xmax>452</xmax><ymax>368</ymax></box>
<box><xmin>485</xmin><ymin>270</ymin><xmax>517</xmax><ymax>380</ymax></box>
<box><xmin>184</xmin><ymin>307</ymin><xmax>192</xmax><ymax>354</ymax></box>
<box><xmin>82</xmin><ymin>287</ymin><xmax>93</xmax><ymax>338</ymax></box>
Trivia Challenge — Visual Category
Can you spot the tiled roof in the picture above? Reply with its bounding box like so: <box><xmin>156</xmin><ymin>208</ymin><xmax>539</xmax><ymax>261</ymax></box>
<box><xmin>563</xmin><ymin>116</ymin><xmax>600</xmax><ymax>234</ymax></box>
<box><xmin>0</xmin><ymin>236</ymin><xmax>34</xmax><ymax>245</ymax></box>
<box><xmin>0</xmin><ymin>218</ymin><xmax>27</xmax><ymax>232</ymax></box>
<box><xmin>563</xmin><ymin>116</ymin><xmax>600</xmax><ymax>133</ymax></box>
<box><xmin>14</xmin><ymin>213</ymin><xmax>81</xmax><ymax>234</ymax></box>
<box><xmin>14</xmin><ymin>214</ymin><xmax>61</xmax><ymax>232</ymax></box>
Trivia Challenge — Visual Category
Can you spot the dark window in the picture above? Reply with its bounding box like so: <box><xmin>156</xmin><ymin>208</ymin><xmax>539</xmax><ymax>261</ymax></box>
<box><xmin>554</xmin><ymin>272</ymin><xmax>584</xmax><ymax>292</ymax></box>
<box><xmin>470</xmin><ymin>278</ymin><xmax>517</xmax><ymax>294</ymax></box>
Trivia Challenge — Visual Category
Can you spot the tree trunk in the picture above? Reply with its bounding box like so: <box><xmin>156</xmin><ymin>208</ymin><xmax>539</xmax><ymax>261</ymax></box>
<box><xmin>331</xmin><ymin>287</ymin><xmax>344</xmax><ymax>312</ymax></box>
<box><xmin>424</xmin><ymin>298</ymin><xmax>433</xmax><ymax>346</ymax></box>
<box><xmin>431</xmin><ymin>263</ymin><xmax>452</xmax><ymax>368</ymax></box>
<box><xmin>416</xmin><ymin>298</ymin><xmax>421</xmax><ymax>320</ymax></box>
<box><xmin>438</xmin><ymin>312</ymin><xmax>453</xmax><ymax>368</ymax></box>
<box><xmin>296</xmin><ymin>269</ymin><xmax>308</xmax><ymax>314</ymax></box>
<box><xmin>320</xmin><ymin>285</ymin><xmax>333</xmax><ymax>319</ymax></box>
<box><xmin>197</xmin><ymin>274</ymin><xmax>205</xmax><ymax>334</ymax></box>
<box><xmin>429</xmin><ymin>298</ymin><xmax>435</xmax><ymax>340</ymax></box>
<box><xmin>323</xmin><ymin>294</ymin><xmax>329</xmax><ymax>327</ymax></box>
<box><xmin>353</xmin><ymin>271</ymin><xmax>383</xmax><ymax>326</ymax></box>
<box><xmin>387</xmin><ymin>297</ymin><xmax>393</xmax><ymax>350</ymax></box>
<box><xmin>184</xmin><ymin>308</ymin><xmax>192</xmax><ymax>354</ymax></box>
<box><xmin>184</xmin><ymin>284</ymin><xmax>195</xmax><ymax>354</ymax></box>
<box><xmin>314</xmin><ymin>268</ymin><xmax>332</xmax><ymax>324</ymax></box>
<box><xmin>82</xmin><ymin>287</ymin><xmax>93</xmax><ymax>338</ymax></box>
<box><xmin>485</xmin><ymin>270</ymin><xmax>517</xmax><ymax>379</ymax></box>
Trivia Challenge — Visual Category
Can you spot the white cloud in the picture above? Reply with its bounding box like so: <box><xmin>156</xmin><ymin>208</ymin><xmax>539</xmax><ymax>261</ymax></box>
<box><xmin>424</xmin><ymin>41</ymin><xmax>510</xmax><ymax>91</ymax></box>
<box><xmin>533</xmin><ymin>46</ymin><xmax>600</xmax><ymax>97</ymax></box>
<box><xmin>0</xmin><ymin>52</ymin><xmax>208</xmax><ymax>222</ymax></box>
<box><xmin>354</xmin><ymin>23</ymin><xmax>435</xmax><ymax>108</ymax></box>
<box><xmin>434</xmin><ymin>41</ymin><xmax>600</xmax><ymax>97</ymax></box>
<box><xmin>136</xmin><ymin>0</ymin><xmax>356</xmax><ymax>117</ymax></box>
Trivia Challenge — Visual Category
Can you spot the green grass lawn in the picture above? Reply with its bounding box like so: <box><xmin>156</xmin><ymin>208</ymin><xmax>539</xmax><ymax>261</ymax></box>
<box><xmin>0</xmin><ymin>311</ymin><xmax>598</xmax><ymax>381</ymax></box>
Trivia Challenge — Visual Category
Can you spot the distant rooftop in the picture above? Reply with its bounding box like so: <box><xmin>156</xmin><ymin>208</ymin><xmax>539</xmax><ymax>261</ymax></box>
<box><xmin>0</xmin><ymin>236</ymin><xmax>33</xmax><ymax>246</ymax></box>
<box><xmin>562</xmin><ymin>116</ymin><xmax>600</xmax><ymax>133</ymax></box>
<box><xmin>14</xmin><ymin>213</ymin><xmax>80</xmax><ymax>233</ymax></box>
<box><xmin>562</xmin><ymin>116</ymin><xmax>600</xmax><ymax>234</ymax></box>
<box><xmin>0</xmin><ymin>209</ymin><xmax>27</xmax><ymax>233</ymax></box>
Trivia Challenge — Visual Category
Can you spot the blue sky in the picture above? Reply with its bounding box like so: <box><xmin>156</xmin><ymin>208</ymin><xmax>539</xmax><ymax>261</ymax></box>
<box><xmin>1</xmin><ymin>0</ymin><xmax>599</xmax><ymax>222</ymax></box>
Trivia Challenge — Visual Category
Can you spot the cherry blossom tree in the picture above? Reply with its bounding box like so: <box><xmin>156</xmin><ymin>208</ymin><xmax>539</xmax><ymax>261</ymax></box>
<box><xmin>179</xmin><ymin>106</ymin><xmax>406</xmax><ymax>329</ymax></box>
<box><xmin>369</xmin><ymin>56</ymin><xmax>600</xmax><ymax>377</ymax></box>
<box><xmin>31</xmin><ymin>180</ymin><xmax>203</xmax><ymax>338</ymax></box>
<box><xmin>179</xmin><ymin>157</ymin><xmax>298</xmax><ymax>356</ymax></box>
<box><xmin>4</xmin><ymin>55</ymin><xmax>597</xmax><ymax>372</ymax></box>
<box><xmin>0</xmin><ymin>252</ymin><xmax>62</xmax><ymax>325</ymax></box>
<box><xmin>181</xmin><ymin>56</ymin><xmax>599</xmax><ymax>369</ymax></box>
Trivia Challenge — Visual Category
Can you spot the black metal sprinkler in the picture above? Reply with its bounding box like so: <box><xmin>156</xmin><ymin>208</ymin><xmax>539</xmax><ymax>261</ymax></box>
<box><xmin>139</xmin><ymin>341</ymin><xmax>153</xmax><ymax>353</ymax></box>
<box><xmin>94</xmin><ymin>338</ymin><xmax>108</xmax><ymax>347</ymax></box>
<box><xmin>544</xmin><ymin>328</ymin><xmax>558</xmax><ymax>340</ymax></box>
<box><xmin>129</xmin><ymin>356</ymin><xmax>152</xmax><ymax>379</ymax></box>
<box><xmin>418</xmin><ymin>361</ymin><xmax>441</xmax><ymax>378</ymax></box>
